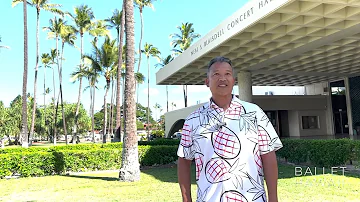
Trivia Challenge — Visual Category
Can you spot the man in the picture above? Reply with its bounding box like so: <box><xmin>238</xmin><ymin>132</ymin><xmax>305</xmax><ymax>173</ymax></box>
<box><xmin>177</xmin><ymin>56</ymin><xmax>283</xmax><ymax>202</ymax></box>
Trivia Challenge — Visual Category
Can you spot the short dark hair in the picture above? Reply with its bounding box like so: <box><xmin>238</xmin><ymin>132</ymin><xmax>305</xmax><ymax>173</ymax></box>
<box><xmin>207</xmin><ymin>56</ymin><xmax>234</xmax><ymax>77</ymax></box>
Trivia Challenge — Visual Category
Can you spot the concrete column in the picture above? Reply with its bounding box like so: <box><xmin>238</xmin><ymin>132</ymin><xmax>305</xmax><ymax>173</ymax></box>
<box><xmin>344</xmin><ymin>77</ymin><xmax>354</xmax><ymax>135</ymax></box>
<box><xmin>325</xmin><ymin>82</ymin><xmax>335</xmax><ymax>135</ymax></box>
<box><xmin>237</xmin><ymin>71</ymin><xmax>253</xmax><ymax>102</ymax></box>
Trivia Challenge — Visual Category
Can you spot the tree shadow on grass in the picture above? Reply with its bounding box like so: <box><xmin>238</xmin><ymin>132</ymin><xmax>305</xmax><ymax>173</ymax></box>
<box><xmin>63</xmin><ymin>175</ymin><xmax>119</xmax><ymax>182</ymax></box>
<box><xmin>141</xmin><ymin>163</ymin><xmax>197</xmax><ymax>185</ymax></box>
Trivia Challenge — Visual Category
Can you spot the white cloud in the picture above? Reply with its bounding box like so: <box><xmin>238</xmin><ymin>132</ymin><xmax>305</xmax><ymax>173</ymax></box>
<box><xmin>142</xmin><ymin>88</ymin><xmax>159</xmax><ymax>96</ymax></box>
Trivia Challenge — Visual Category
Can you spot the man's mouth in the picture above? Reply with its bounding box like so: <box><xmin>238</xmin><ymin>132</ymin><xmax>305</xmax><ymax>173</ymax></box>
<box><xmin>218</xmin><ymin>84</ymin><xmax>227</xmax><ymax>87</ymax></box>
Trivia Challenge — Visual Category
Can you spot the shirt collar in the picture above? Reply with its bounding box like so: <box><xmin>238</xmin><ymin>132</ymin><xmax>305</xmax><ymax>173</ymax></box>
<box><xmin>208</xmin><ymin>94</ymin><xmax>240</xmax><ymax>111</ymax></box>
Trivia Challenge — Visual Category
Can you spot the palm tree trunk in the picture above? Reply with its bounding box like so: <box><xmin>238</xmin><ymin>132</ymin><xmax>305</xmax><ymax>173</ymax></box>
<box><xmin>73</xmin><ymin>33</ymin><xmax>84</xmax><ymax>143</ymax></box>
<box><xmin>43</xmin><ymin>64</ymin><xmax>46</xmax><ymax>141</ymax></box>
<box><xmin>52</xmin><ymin>64</ymin><xmax>56</xmax><ymax>144</ymax></box>
<box><xmin>54</xmin><ymin>90</ymin><xmax>60</xmax><ymax>145</ymax></box>
<box><xmin>136</xmin><ymin>8</ymin><xmax>144</xmax><ymax>73</ymax></box>
<box><xmin>119</xmin><ymin>0</ymin><xmax>140</xmax><ymax>182</ymax></box>
<box><xmin>20</xmin><ymin>0</ymin><xmax>29</xmax><ymax>148</ymax></box>
<box><xmin>122</xmin><ymin>72</ymin><xmax>125</xmax><ymax>135</ymax></box>
<box><xmin>116</xmin><ymin>4</ymin><xmax>125</xmax><ymax>142</ymax></box>
<box><xmin>103</xmin><ymin>81</ymin><xmax>110</xmax><ymax>144</ymax></box>
<box><xmin>89</xmin><ymin>82</ymin><xmax>93</xmax><ymax>142</ymax></box>
<box><xmin>29</xmin><ymin>8</ymin><xmax>41</xmax><ymax>146</ymax></box>
<box><xmin>57</xmin><ymin>37</ymin><xmax>67</xmax><ymax>144</ymax></box>
<box><xmin>183</xmin><ymin>85</ymin><xmax>188</xmax><ymax>107</ymax></box>
<box><xmin>147</xmin><ymin>57</ymin><xmax>150</xmax><ymax>140</ymax></box>
<box><xmin>108</xmin><ymin>80</ymin><xmax>112</xmax><ymax>136</ymax></box>
<box><xmin>110</xmin><ymin>79</ymin><xmax>115</xmax><ymax>138</ymax></box>
<box><xmin>166</xmin><ymin>85</ymin><xmax>168</xmax><ymax>112</ymax></box>
<box><xmin>135</xmin><ymin>8</ymin><xmax>144</xmax><ymax>106</ymax></box>
<box><xmin>92</xmin><ymin>85</ymin><xmax>96</xmax><ymax>143</ymax></box>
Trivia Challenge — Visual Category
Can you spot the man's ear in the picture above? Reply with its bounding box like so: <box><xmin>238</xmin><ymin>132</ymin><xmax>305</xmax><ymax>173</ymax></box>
<box><xmin>205</xmin><ymin>78</ymin><xmax>209</xmax><ymax>87</ymax></box>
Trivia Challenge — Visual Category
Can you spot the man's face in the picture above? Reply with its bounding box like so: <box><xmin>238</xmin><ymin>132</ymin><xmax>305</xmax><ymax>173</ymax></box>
<box><xmin>205</xmin><ymin>62</ymin><xmax>235</xmax><ymax>97</ymax></box>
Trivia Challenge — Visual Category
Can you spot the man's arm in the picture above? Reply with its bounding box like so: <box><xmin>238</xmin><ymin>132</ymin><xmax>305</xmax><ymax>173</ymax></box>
<box><xmin>178</xmin><ymin>157</ymin><xmax>192</xmax><ymax>202</ymax></box>
<box><xmin>261</xmin><ymin>151</ymin><xmax>279</xmax><ymax>202</ymax></box>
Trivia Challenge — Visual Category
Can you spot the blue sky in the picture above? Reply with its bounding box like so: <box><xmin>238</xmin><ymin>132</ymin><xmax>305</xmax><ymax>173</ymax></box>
<box><xmin>0</xmin><ymin>0</ymin><xmax>303</xmax><ymax>120</ymax></box>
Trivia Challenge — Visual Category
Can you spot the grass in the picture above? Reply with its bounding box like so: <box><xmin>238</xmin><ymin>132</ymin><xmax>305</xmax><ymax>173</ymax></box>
<box><xmin>0</xmin><ymin>163</ymin><xmax>359</xmax><ymax>202</ymax></box>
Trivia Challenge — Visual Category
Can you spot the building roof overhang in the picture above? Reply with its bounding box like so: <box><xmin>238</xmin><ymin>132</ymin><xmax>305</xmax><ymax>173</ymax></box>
<box><xmin>156</xmin><ymin>0</ymin><xmax>360</xmax><ymax>86</ymax></box>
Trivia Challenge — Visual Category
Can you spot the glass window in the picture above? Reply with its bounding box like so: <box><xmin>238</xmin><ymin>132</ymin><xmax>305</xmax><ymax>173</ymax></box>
<box><xmin>302</xmin><ymin>116</ymin><xmax>319</xmax><ymax>129</ymax></box>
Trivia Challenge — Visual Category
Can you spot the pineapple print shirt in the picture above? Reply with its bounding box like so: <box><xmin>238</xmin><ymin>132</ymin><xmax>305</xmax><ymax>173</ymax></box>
<box><xmin>177</xmin><ymin>95</ymin><xmax>283</xmax><ymax>202</ymax></box>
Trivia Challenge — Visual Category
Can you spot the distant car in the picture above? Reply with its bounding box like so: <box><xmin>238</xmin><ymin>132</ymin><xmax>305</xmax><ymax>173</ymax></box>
<box><xmin>172</xmin><ymin>132</ymin><xmax>182</xmax><ymax>139</ymax></box>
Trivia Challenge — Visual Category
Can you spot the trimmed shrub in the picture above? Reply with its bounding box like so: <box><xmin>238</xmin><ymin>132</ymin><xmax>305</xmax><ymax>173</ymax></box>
<box><xmin>0</xmin><ymin>139</ymin><xmax>180</xmax><ymax>154</ymax></box>
<box><xmin>0</xmin><ymin>147</ymin><xmax>49</xmax><ymax>154</ymax></box>
<box><xmin>0</xmin><ymin>145</ymin><xmax>179</xmax><ymax>179</ymax></box>
<box><xmin>277</xmin><ymin>138</ymin><xmax>358</xmax><ymax>167</ymax></box>
<box><xmin>139</xmin><ymin>145</ymin><xmax>178</xmax><ymax>166</ymax></box>
<box><xmin>0</xmin><ymin>152</ymin><xmax>55</xmax><ymax>177</ymax></box>
<box><xmin>138</xmin><ymin>138</ymin><xmax>180</xmax><ymax>146</ymax></box>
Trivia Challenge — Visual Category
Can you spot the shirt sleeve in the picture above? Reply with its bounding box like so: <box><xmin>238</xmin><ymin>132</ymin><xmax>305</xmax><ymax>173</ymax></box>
<box><xmin>256</xmin><ymin>105</ymin><xmax>283</xmax><ymax>156</ymax></box>
<box><xmin>177</xmin><ymin>114</ymin><xmax>195</xmax><ymax>160</ymax></box>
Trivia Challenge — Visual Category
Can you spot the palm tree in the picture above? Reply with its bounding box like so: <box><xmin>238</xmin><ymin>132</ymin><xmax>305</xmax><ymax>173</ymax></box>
<box><xmin>89</xmin><ymin>20</ymin><xmax>110</xmax><ymax>46</ymax></box>
<box><xmin>134</xmin><ymin>0</ymin><xmax>155</xmax><ymax>73</ymax></box>
<box><xmin>170</xmin><ymin>22</ymin><xmax>200</xmax><ymax>107</ymax></box>
<box><xmin>71</xmin><ymin>63</ymin><xmax>99</xmax><ymax>143</ymax></box>
<box><xmin>119</xmin><ymin>0</ymin><xmax>140</xmax><ymax>182</ymax></box>
<box><xmin>67</xmin><ymin>4</ymin><xmax>94</xmax><ymax>141</ymax></box>
<box><xmin>156</xmin><ymin>55</ymin><xmax>173</xmax><ymax>112</ymax></box>
<box><xmin>41</xmin><ymin>53</ymin><xmax>51</xmax><ymax>140</ymax></box>
<box><xmin>12</xmin><ymin>0</ymin><xmax>63</xmax><ymax>146</ymax></box>
<box><xmin>43</xmin><ymin>17</ymin><xmax>68</xmax><ymax>144</ymax></box>
<box><xmin>65</xmin><ymin>19</ymin><xmax>108</xmax><ymax>144</ymax></box>
<box><xmin>108</xmin><ymin>66</ymin><xmax>118</xmax><ymax>138</ymax></box>
<box><xmin>84</xmin><ymin>36</ymin><xmax>117</xmax><ymax>144</ymax></box>
<box><xmin>19</xmin><ymin>0</ymin><xmax>29</xmax><ymax>147</ymax></box>
<box><xmin>105</xmin><ymin>8</ymin><xmax>125</xmax><ymax>142</ymax></box>
<box><xmin>49</xmin><ymin>48</ymin><xmax>57</xmax><ymax>143</ymax></box>
<box><xmin>141</xmin><ymin>43</ymin><xmax>160</xmax><ymax>139</ymax></box>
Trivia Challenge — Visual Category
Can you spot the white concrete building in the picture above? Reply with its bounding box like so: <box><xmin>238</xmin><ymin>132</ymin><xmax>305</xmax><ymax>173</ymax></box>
<box><xmin>156</xmin><ymin>0</ymin><xmax>360</xmax><ymax>140</ymax></box>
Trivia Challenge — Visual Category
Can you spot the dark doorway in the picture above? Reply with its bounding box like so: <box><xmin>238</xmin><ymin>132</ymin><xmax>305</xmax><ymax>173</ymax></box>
<box><xmin>330</xmin><ymin>80</ymin><xmax>349</xmax><ymax>135</ymax></box>
<box><xmin>333</xmin><ymin>110</ymin><xmax>349</xmax><ymax>134</ymax></box>
<box><xmin>264</xmin><ymin>110</ymin><xmax>281</xmax><ymax>137</ymax></box>
<box><xmin>278</xmin><ymin>110</ymin><xmax>289</xmax><ymax>138</ymax></box>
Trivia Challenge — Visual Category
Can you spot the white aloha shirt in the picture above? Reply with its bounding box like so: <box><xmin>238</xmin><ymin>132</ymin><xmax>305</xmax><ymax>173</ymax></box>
<box><xmin>177</xmin><ymin>95</ymin><xmax>283</xmax><ymax>202</ymax></box>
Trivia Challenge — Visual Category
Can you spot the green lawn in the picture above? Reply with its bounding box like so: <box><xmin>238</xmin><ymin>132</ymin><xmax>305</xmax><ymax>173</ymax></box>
<box><xmin>0</xmin><ymin>164</ymin><xmax>359</xmax><ymax>202</ymax></box>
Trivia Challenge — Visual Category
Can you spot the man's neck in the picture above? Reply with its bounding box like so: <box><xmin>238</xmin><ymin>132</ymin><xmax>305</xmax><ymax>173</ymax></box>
<box><xmin>211</xmin><ymin>94</ymin><xmax>233</xmax><ymax>111</ymax></box>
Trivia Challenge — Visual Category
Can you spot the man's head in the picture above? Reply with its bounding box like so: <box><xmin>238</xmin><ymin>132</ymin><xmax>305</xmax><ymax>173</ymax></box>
<box><xmin>205</xmin><ymin>56</ymin><xmax>236</xmax><ymax>97</ymax></box>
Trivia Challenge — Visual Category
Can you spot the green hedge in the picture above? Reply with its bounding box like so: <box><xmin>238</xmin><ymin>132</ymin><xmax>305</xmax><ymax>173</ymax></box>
<box><xmin>0</xmin><ymin>145</ymin><xmax>178</xmax><ymax>179</ymax></box>
<box><xmin>0</xmin><ymin>138</ymin><xmax>180</xmax><ymax>154</ymax></box>
<box><xmin>276</xmin><ymin>138</ymin><xmax>360</xmax><ymax>167</ymax></box>
<box><xmin>138</xmin><ymin>138</ymin><xmax>180</xmax><ymax>146</ymax></box>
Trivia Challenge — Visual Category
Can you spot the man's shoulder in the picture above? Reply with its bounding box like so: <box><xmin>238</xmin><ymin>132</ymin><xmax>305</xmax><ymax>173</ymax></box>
<box><xmin>185</xmin><ymin>103</ymin><xmax>209</xmax><ymax>119</ymax></box>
